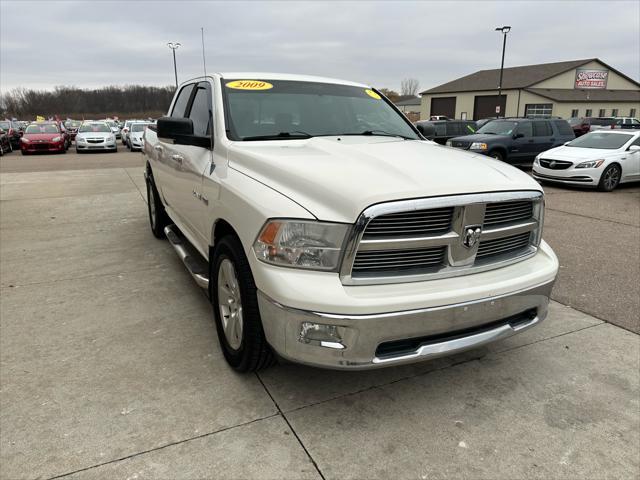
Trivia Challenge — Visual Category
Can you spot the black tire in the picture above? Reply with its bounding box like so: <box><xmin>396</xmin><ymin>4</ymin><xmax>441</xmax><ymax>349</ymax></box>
<box><xmin>8</xmin><ymin>142</ymin><xmax>12</xmax><ymax>152</ymax></box>
<box><xmin>598</xmin><ymin>164</ymin><xmax>621</xmax><ymax>192</ymax></box>
<box><xmin>76</xmin><ymin>148</ymin><xmax>83</xmax><ymax>154</ymax></box>
<box><xmin>145</xmin><ymin>170</ymin><xmax>169</xmax><ymax>238</ymax></box>
<box><xmin>211</xmin><ymin>235</ymin><xmax>275</xmax><ymax>372</ymax></box>
<box><xmin>21</xmin><ymin>150</ymin><xmax>28</xmax><ymax>156</ymax></box>
<box><xmin>489</xmin><ymin>150</ymin><xmax>504</xmax><ymax>161</ymax></box>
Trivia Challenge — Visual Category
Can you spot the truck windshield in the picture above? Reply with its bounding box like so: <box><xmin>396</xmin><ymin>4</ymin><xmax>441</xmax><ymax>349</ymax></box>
<box><xmin>476</xmin><ymin>121</ymin><xmax>518</xmax><ymax>135</ymax></box>
<box><xmin>222</xmin><ymin>79</ymin><xmax>419</xmax><ymax>141</ymax></box>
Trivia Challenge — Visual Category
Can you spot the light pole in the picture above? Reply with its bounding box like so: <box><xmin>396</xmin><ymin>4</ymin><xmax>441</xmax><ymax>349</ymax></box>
<box><xmin>495</xmin><ymin>26</ymin><xmax>511</xmax><ymax>117</ymax></box>
<box><xmin>167</xmin><ymin>42</ymin><xmax>181</xmax><ymax>89</ymax></box>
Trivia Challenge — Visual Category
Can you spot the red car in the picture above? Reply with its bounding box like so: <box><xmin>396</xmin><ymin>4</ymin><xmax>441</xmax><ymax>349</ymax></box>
<box><xmin>20</xmin><ymin>122</ymin><xmax>67</xmax><ymax>155</ymax></box>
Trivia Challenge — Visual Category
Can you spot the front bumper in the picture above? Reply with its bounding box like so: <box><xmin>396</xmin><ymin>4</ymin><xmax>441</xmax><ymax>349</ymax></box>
<box><xmin>532</xmin><ymin>165</ymin><xmax>598</xmax><ymax>186</ymax></box>
<box><xmin>77</xmin><ymin>141</ymin><xmax>117</xmax><ymax>151</ymax></box>
<box><xmin>21</xmin><ymin>142</ymin><xmax>65</xmax><ymax>152</ymax></box>
<box><xmin>258</xmin><ymin>280</ymin><xmax>554</xmax><ymax>370</ymax></box>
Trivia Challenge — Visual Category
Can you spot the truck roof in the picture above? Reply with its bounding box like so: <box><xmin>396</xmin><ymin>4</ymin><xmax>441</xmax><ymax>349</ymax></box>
<box><xmin>214</xmin><ymin>72</ymin><xmax>370</xmax><ymax>88</ymax></box>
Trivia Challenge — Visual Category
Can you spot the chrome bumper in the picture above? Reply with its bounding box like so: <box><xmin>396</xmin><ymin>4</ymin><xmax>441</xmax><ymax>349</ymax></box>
<box><xmin>258</xmin><ymin>280</ymin><xmax>554</xmax><ymax>370</ymax></box>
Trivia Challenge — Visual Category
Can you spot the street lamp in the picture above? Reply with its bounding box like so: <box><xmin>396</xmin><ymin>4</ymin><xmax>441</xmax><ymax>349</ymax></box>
<box><xmin>167</xmin><ymin>42</ymin><xmax>181</xmax><ymax>89</ymax></box>
<box><xmin>495</xmin><ymin>26</ymin><xmax>511</xmax><ymax>117</ymax></box>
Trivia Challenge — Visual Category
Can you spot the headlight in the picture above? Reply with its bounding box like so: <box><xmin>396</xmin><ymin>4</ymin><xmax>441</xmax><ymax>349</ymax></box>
<box><xmin>575</xmin><ymin>159</ymin><xmax>604</xmax><ymax>169</ymax></box>
<box><xmin>51</xmin><ymin>136</ymin><xmax>61</xmax><ymax>142</ymax></box>
<box><xmin>470</xmin><ymin>142</ymin><xmax>488</xmax><ymax>150</ymax></box>
<box><xmin>21</xmin><ymin>137</ymin><xmax>30</xmax><ymax>143</ymax></box>
<box><xmin>532</xmin><ymin>197</ymin><xmax>545</xmax><ymax>247</ymax></box>
<box><xmin>253</xmin><ymin>220</ymin><xmax>348</xmax><ymax>271</ymax></box>
<box><xmin>533</xmin><ymin>155</ymin><xmax>540</xmax><ymax>166</ymax></box>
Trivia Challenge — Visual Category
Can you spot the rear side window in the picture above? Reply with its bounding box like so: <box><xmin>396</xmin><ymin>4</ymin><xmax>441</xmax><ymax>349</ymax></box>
<box><xmin>171</xmin><ymin>84</ymin><xmax>194</xmax><ymax>117</ymax></box>
<box><xmin>187</xmin><ymin>83</ymin><xmax>212</xmax><ymax>136</ymax></box>
<box><xmin>553</xmin><ymin>120</ymin><xmax>574</xmax><ymax>136</ymax></box>
<box><xmin>533</xmin><ymin>121</ymin><xmax>552</xmax><ymax>137</ymax></box>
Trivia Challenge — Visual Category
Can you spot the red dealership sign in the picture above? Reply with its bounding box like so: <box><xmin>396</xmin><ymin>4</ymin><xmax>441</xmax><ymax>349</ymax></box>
<box><xmin>574</xmin><ymin>69</ymin><xmax>608</xmax><ymax>89</ymax></box>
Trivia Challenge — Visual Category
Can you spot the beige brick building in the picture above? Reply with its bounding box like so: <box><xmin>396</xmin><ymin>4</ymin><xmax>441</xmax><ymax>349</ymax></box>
<box><xmin>420</xmin><ymin>59</ymin><xmax>640</xmax><ymax>121</ymax></box>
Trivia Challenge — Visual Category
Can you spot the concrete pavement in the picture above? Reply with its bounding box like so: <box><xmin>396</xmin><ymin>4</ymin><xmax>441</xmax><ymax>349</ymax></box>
<box><xmin>1</xmin><ymin>151</ymin><xmax>638</xmax><ymax>479</ymax></box>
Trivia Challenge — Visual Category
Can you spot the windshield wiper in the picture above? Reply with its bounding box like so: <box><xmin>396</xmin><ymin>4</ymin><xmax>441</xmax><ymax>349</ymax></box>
<box><xmin>339</xmin><ymin>130</ymin><xmax>414</xmax><ymax>140</ymax></box>
<box><xmin>241</xmin><ymin>131</ymin><xmax>313</xmax><ymax>141</ymax></box>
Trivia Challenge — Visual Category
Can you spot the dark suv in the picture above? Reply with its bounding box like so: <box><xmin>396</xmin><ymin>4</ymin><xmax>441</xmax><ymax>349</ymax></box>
<box><xmin>446</xmin><ymin>118</ymin><xmax>575</xmax><ymax>165</ymax></box>
<box><xmin>415</xmin><ymin>120</ymin><xmax>477</xmax><ymax>145</ymax></box>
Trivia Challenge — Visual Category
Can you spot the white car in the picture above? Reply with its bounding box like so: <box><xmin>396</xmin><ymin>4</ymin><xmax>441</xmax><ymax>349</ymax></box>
<box><xmin>127</xmin><ymin>122</ymin><xmax>152</xmax><ymax>151</ymax></box>
<box><xmin>75</xmin><ymin>121</ymin><xmax>118</xmax><ymax>153</ymax></box>
<box><xmin>105</xmin><ymin>120</ymin><xmax>121</xmax><ymax>139</ymax></box>
<box><xmin>533</xmin><ymin>130</ymin><xmax>640</xmax><ymax>191</ymax></box>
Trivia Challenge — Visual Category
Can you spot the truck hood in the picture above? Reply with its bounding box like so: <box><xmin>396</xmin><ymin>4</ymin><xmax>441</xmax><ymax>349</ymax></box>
<box><xmin>228</xmin><ymin>136</ymin><xmax>541</xmax><ymax>223</ymax></box>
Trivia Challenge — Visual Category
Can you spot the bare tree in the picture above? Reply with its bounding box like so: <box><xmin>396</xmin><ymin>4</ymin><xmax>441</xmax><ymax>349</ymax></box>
<box><xmin>400</xmin><ymin>78</ymin><xmax>420</xmax><ymax>96</ymax></box>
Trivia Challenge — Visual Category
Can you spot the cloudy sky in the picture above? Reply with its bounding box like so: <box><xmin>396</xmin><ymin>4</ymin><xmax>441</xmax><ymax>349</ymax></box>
<box><xmin>1</xmin><ymin>0</ymin><xmax>639</xmax><ymax>93</ymax></box>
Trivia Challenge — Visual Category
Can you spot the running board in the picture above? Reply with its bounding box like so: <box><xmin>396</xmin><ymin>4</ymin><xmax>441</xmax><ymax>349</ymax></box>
<box><xmin>164</xmin><ymin>225</ymin><xmax>209</xmax><ymax>290</ymax></box>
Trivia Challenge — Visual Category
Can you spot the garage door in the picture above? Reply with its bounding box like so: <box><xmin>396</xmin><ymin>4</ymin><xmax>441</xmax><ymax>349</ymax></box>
<box><xmin>430</xmin><ymin>97</ymin><xmax>456</xmax><ymax>119</ymax></box>
<box><xmin>473</xmin><ymin>95</ymin><xmax>506</xmax><ymax>120</ymax></box>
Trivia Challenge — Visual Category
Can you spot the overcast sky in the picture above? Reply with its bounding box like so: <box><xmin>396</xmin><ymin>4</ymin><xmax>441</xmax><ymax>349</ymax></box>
<box><xmin>1</xmin><ymin>0</ymin><xmax>639</xmax><ymax>94</ymax></box>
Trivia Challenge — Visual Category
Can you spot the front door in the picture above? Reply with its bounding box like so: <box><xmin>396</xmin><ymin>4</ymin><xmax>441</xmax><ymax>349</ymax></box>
<box><xmin>531</xmin><ymin>121</ymin><xmax>555</xmax><ymax>158</ymax></box>
<box><xmin>509</xmin><ymin>121</ymin><xmax>535</xmax><ymax>163</ymax></box>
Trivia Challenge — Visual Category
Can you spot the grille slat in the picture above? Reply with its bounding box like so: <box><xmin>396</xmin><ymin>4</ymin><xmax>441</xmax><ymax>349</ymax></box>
<box><xmin>363</xmin><ymin>207</ymin><xmax>454</xmax><ymax>239</ymax></box>
<box><xmin>351</xmin><ymin>246</ymin><xmax>445</xmax><ymax>275</ymax></box>
<box><xmin>539</xmin><ymin>158</ymin><xmax>573</xmax><ymax>170</ymax></box>
<box><xmin>476</xmin><ymin>232</ymin><xmax>530</xmax><ymax>259</ymax></box>
<box><xmin>483</xmin><ymin>201</ymin><xmax>533</xmax><ymax>227</ymax></box>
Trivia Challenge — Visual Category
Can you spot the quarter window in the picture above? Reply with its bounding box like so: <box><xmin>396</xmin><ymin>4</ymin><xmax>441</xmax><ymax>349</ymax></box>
<box><xmin>533</xmin><ymin>121</ymin><xmax>552</xmax><ymax>137</ymax></box>
<box><xmin>171</xmin><ymin>84</ymin><xmax>194</xmax><ymax>118</ymax></box>
<box><xmin>524</xmin><ymin>104</ymin><xmax>552</xmax><ymax>118</ymax></box>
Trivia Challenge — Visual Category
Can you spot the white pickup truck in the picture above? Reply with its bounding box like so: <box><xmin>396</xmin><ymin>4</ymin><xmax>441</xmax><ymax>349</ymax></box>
<box><xmin>143</xmin><ymin>73</ymin><xmax>558</xmax><ymax>372</ymax></box>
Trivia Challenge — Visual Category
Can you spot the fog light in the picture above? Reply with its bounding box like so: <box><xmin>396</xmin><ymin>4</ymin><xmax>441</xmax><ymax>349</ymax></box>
<box><xmin>299</xmin><ymin>322</ymin><xmax>345</xmax><ymax>349</ymax></box>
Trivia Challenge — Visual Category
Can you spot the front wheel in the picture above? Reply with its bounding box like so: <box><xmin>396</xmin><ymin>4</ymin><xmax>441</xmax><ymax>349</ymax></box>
<box><xmin>598</xmin><ymin>164</ymin><xmax>621</xmax><ymax>192</ymax></box>
<box><xmin>212</xmin><ymin>235</ymin><xmax>274</xmax><ymax>372</ymax></box>
<box><xmin>489</xmin><ymin>150</ymin><xmax>504</xmax><ymax>161</ymax></box>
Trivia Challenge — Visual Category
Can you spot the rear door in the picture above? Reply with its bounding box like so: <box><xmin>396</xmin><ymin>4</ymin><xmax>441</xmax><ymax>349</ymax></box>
<box><xmin>169</xmin><ymin>81</ymin><xmax>215</xmax><ymax>247</ymax></box>
<box><xmin>155</xmin><ymin>83</ymin><xmax>196</xmax><ymax>211</ymax></box>
<box><xmin>531</xmin><ymin>120</ymin><xmax>554</xmax><ymax>156</ymax></box>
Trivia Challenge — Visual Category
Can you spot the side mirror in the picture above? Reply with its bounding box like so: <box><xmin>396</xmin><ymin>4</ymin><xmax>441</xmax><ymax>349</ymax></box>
<box><xmin>513</xmin><ymin>132</ymin><xmax>525</xmax><ymax>139</ymax></box>
<box><xmin>416</xmin><ymin>123</ymin><xmax>436</xmax><ymax>140</ymax></box>
<box><xmin>157</xmin><ymin>116</ymin><xmax>212</xmax><ymax>149</ymax></box>
<box><xmin>628</xmin><ymin>145</ymin><xmax>640</xmax><ymax>152</ymax></box>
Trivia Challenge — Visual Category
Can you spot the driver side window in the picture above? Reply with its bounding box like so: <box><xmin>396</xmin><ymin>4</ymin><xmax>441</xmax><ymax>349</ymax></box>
<box><xmin>516</xmin><ymin>122</ymin><xmax>532</xmax><ymax>138</ymax></box>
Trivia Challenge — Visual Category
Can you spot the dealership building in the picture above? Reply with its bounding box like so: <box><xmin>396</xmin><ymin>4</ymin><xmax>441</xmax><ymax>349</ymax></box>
<box><xmin>420</xmin><ymin>58</ymin><xmax>640</xmax><ymax>120</ymax></box>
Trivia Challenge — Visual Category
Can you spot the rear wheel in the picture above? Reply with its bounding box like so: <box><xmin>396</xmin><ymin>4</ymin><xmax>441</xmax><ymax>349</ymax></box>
<box><xmin>598</xmin><ymin>164</ymin><xmax>621</xmax><ymax>192</ymax></box>
<box><xmin>212</xmin><ymin>235</ymin><xmax>274</xmax><ymax>372</ymax></box>
<box><xmin>145</xmin><ymin>169</ymin><xmax>169</xmax><ymax>238</ymax></box>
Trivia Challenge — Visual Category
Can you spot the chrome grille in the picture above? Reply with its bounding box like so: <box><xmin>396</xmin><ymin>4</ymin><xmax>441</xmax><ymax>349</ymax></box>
<box><xmin>352</xmin><ymin>246</ymin><xmax>446</xmax><ymax>275</ymax></box>
<box><xmin>341</xmin><ymin>191</ymin><xmax>543</xmax><ymax>285</ymax></box>
<box><xmin>476</xmin><ymin>232</ymin><xmax>531</xmax><ymax>260</ymax></box>
<box><xmin>362</xmin><ymin>207</ymin><xmax>453</xmax><ymax>238</ymax></box>
<box><xmin>539</xmin><ymin>158</ymin><xmax>572</xmax><ymax>170</ymax></box>
<box><xmin>484</xmin><ymin>201</ymin><xmax>533</xmax><ymax>227</ymax></box>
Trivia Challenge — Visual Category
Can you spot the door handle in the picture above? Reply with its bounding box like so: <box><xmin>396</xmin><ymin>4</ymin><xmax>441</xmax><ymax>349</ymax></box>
<box><xmin>171</xmin><ymin>154</ymin><xmax>184</xmax><ymax>164</ymax></box>
<box><xmin>154</xmin><ymin>145</ymin><xmax>163</xmax><ymax>152</ymax></box>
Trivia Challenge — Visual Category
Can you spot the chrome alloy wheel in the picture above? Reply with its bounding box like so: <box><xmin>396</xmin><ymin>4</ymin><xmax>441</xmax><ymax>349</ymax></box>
<box><xmin>602</xmin><ymin>166</ymin><xmax>620</xmax><ymax>191</ymax></box>
<box><xmin>217</xmin><ymin>259</ymin><xmax>243</xmax><ymax>350</ymax></box>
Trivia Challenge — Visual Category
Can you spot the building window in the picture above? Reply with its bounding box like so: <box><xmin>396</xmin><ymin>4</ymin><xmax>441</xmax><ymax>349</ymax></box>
<box><xmin>524</xmin><ymin>104</ymin><xmax>553</xmax><ymax>118</ymax></box>
<box><xmin>611</xmin><ymin>109</ymin><xmax>618</xmax><ymax>117</ymax></box>
<box><xmin>631</xmin><ymin>109</ymin><xmax>637</xmax><ymax>118</ymax></box>
<box><xmin>586</xmin><ymin>109</ymin><xmax>592</xmax><ymax>117</ymax></box>
<box><xmin>599</xmin><ymin>109</ymin><xmax>606</xmax><ymax>117</ymax></box>
<box><xmin>571</xmin><ymin>109</ymin><xmax>579</xmax><ymax>117</ymax></box>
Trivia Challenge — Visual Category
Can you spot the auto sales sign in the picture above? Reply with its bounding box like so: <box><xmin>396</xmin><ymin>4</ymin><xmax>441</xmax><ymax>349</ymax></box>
<box><xmin>574</xmin><ymin>69</ymin><xmax>608</xmax><ymax>89</ymax></box>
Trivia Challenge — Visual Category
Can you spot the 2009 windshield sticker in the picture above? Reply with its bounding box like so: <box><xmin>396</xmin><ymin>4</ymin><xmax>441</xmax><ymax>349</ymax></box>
<box><xmin>226</xmin><ymin>80</ymin><xmax>273</xmax><ymax>90</ymax></box>
<box><xmin>365</xmin><ymin>89</ymin><xmax>381</xmax><ymax>100</ymax></box>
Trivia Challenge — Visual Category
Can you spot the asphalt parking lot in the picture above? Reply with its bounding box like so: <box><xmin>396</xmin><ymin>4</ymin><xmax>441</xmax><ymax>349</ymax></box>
<box><xmin>1</xmin><ymin>149</ymin><xmax>638</xmax><ymax>479</ymax></box>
